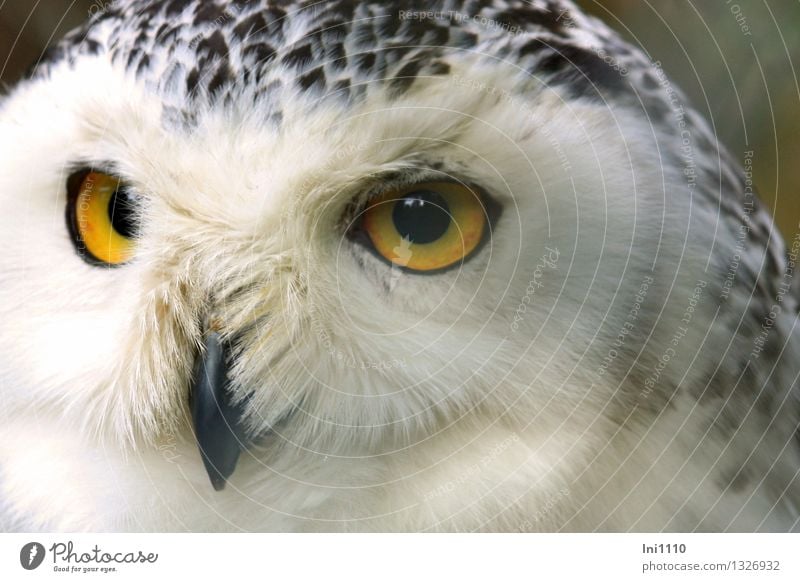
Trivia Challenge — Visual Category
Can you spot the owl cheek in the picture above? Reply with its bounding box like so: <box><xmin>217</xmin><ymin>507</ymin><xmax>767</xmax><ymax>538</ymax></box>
<box><xmin>25</xmin><ymin>312</ymin><xmax>124</xmax><ymax>395</ymax></box>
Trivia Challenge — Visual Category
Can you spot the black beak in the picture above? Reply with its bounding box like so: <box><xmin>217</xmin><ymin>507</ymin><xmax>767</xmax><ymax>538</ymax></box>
<box><xmin>190</xmin><ymin>331</ymin><xmax>249</xmax><ymax>491</ymax></box>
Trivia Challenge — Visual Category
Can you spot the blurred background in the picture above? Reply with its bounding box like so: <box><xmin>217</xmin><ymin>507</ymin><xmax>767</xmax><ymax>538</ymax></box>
<box><xmin>1</xmin><ymin>0</ymin><xmax>798</xmax><ymax>239</ymax></box>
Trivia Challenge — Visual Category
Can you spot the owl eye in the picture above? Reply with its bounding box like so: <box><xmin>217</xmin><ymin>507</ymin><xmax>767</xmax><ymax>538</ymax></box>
<box><xmin>357</xmin><ymin>181</ymin><xmax>490</xmax><ymax>272</ymax></box>
<box><xmin>66</xmin><ymin>169</ymin><xmax>139</xmax><ymax>266</ymax></box>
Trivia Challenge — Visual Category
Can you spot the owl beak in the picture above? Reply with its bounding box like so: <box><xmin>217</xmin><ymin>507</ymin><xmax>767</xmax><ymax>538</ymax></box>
<box><xmin>190</xmin><ymin>331</ymin><xmax>249</xmax><ymax>491</ymax></box>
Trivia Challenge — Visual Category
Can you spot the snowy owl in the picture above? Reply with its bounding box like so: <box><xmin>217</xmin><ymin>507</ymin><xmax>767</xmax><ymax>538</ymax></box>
<box><xmin>0</xmin><ymin>0</ymin><xmax>798</xmax><ymax>532</ymax></box>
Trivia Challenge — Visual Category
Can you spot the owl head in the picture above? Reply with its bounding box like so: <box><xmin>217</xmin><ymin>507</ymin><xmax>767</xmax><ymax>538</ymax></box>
<box><xmin>2</xmin><ymin>0</ymin><xmax>782</xmax><ymax>531</ymax></box>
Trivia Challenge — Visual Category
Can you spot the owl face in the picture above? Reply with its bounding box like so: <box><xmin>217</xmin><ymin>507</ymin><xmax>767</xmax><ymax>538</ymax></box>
<box><xmin>0</xmin><ymin>1</ymin><xmax>756</xmax><ymax>531</ymax></box>
<box><xmin>1</xmin><ymin>57</ymin><xmax>661</xmax><ymax>401</ymax></box>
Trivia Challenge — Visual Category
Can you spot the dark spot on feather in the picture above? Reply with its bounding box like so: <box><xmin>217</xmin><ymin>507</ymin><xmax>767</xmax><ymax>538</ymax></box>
<box><xmin>126</xmin><ymin>48</ymin><xmax>141</xmax><ymax>70</ymax></box>
<box><xmin>354</xmin><ymin>52</ymin><xmax>376</xmax><ymax>72</ymax></box>
<box><xmin>186</xmin><ymin>67</ymin><xmax>200</xmax><ymax>95</ymax></box>
<box><xmin>428</xmin><ymin>60</ymin><xmax>451</xmax><ymax>76</ymax></box>
<box><xmin>330</xmin><ymin>78</ymin><xmax>351</xmax><ymax>96</ymax></box>
<box><xmin>208</xmin><ymin>62</ymin><xmax>233</xmax><ymax>96</ymax></box>
<box><xmin>326</xmin><ymin>42</ymin><xmax>347</xmax><ymax>68</ymax></box>
<box><xmin>197</xmin><ymin>30</ymin><xmax>229</xmax><ymax>62</ymax></box>
<box><xmin>642</xmin><ymin>72</ymin><xmax>660</xmax><ymax>91</ymax></box>
<box><xmin>495</xmin><ymin>6</ymin><xmax>566</xmax><ymax>34</ymax></box>
<box><xmin>194</xmin><ymin>3</ymin><xmax>227</xmax><ymax>25</ymax></box>
<box><xmin>518</xmin><ymin>38</ymin><xmax>550</xmax><ymax>57</ymax></box>
<box><xmin>281</xmin><ymin>43</ymin><xmax>312</xmax><ymax>67</ymax></box>
<box><xmin>388</xmin><ymin>59</ymin><xmax>423</xmax><ymax>95</ymax></box>
<box><xmin>536</xmin><ymin>42</ymin><xmax>630</xmax><ymax>96</ymax></box>
<box><xmin>136</xmin><ymin>54</ymin><xmax>151</xmax><ymax>76</ymax></box>
<box><xmin>166</xmin><ymin>0</ymin><xmax>192</xmax><ymax>17</ymax></box>
<box><xmin>242</xmin><ymin>42</ymin><xmax>276</xmax><ymax>66</ymax></box>
<box><xmin>233</xmin><ymin>12</ymin><xmax>268</xmax><ymax>39</ymax></box>
<box><xmin>298</xmin><ymin>67</ymin><xmax>326</xmax><ymax>91</ymax></box>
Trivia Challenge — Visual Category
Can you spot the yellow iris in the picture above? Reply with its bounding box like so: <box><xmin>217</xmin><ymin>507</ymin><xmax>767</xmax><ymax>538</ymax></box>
<box><xmin>72</xmin><ymin>171</ymin><xmax>136</xmax><ymax>265</ymax></box>
<box><xmin>362</xmin><ymin>182</ymin><xmax>487</xmax><ymax>272</ymax></box>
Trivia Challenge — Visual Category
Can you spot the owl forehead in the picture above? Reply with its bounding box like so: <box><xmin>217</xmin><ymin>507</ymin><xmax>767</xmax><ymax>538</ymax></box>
<box><xmin>36</xmin><ymin>0</ymin><xmax>729</xmax><ymax>238</ymax></box>
<box><xmin>35</xmin><ymin>0</ymin><xmax>651</xmax><ymax>127</ymax></box>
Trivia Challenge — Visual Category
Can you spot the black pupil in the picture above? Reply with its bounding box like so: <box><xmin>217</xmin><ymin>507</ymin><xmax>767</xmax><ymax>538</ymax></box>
<box><xmin>108</xmin><ymin>187</ymin><xmax>138</xmax><ymax>239</ymax></box>
<box><xmin>392</xmin><ymin>190</ymin><xmax>451</xmax><ymax>244</ymax></box>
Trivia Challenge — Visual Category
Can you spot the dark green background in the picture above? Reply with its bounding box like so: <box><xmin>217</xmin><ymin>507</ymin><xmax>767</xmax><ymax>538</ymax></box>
<box><xmin>1</xmin><ymin>1</ymin><xmax>798</xmax><ymax>240</ymax></box>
